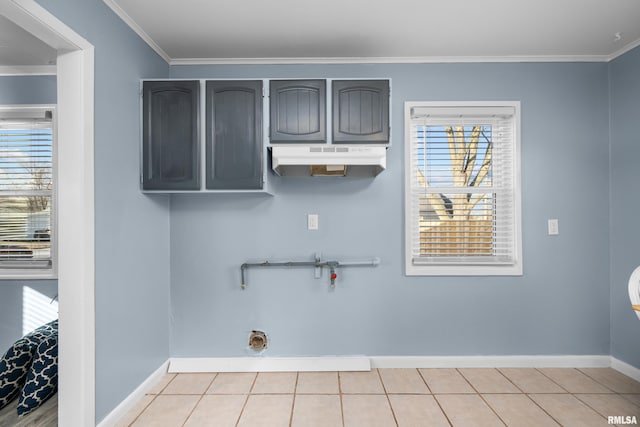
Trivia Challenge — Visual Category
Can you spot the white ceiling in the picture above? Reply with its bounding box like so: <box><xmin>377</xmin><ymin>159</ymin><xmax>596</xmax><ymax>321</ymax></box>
<box><xmin>0</xmin><ymin>14</ymin><xmax>57</xmax><ymax>67</ymax></box>
<box><xmin>106</xmin><ymin>0</ymin><xmax>640</xmax><ymax>63</ymax></box>
<box><xmin>2</xmin><ymin>1</ymin><xmax>639</xmax><ymax>68</ymax></box>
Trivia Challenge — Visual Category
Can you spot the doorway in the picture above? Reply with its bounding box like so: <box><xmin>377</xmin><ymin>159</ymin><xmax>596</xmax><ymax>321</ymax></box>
<box><xmin>0</xmin><ymin>1</ymin><xmax>95</xmax><ymax>426</ymax></box>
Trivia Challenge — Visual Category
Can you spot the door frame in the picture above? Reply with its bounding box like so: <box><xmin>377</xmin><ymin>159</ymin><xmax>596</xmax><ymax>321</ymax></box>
<box><xmin>0</xmin><ymin>1</ymin><xmax>95</xmax><ymax>425</ymax></box>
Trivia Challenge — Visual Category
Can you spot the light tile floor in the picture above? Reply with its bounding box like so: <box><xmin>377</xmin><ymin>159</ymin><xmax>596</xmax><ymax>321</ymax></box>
<box><xmin>116</xmin><ymin>368</ymin><xmax>640</xmax><ymax>426</ymax></box>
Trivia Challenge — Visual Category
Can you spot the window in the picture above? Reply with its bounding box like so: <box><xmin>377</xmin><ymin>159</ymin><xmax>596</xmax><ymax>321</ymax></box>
<box><xmin>405</xmin><ymin>102</ymin><xmax>521</xmax><ymax>276</ymax></box>
<box><xmin>0</xmin><ymin>106</ymin><xmax>56</xmax><ymax>278</ymax></box>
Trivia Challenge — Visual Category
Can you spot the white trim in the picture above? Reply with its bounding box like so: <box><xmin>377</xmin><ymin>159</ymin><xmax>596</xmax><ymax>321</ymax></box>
<box><xmin>370</xmin><ymin>355</ymin><xmax>612</xmax><ymax>369</ymax></box>
<box><xmin>607</xmin><ymin>38</ymin><xmax>640</xmax><ymax>62</ymax></box>
<box><xmin>0</xmin><ymin>2</ymin><xmax>96</xmax><ymax>426</ymax></box>
<box><xmin>611</xmin><ymin>357</ymin><xmax>640</xmax><ymax>383</ymax></box>
<box><xmin>96</xmin><ymin>360</ymin><xmax>170</xmax><ymax>427</ymax></box>
<box><xmin>170</xmin><ymin>55</ymin><xmax>618</xmax><ymax>66</ymax></box>
<box><xmin>57</xmin><ymin>46</ymin><xmax>95</xmax><ymax>427</ymax></box>
<box><xmin>167</xmin><ymin>355</ymin><xmax>618</xmax><ymax>373</ymax></box>
<box><xmin>0</xmin><ymin>0</ymin><xmax>89</xmax><ymax>51</ymax></box>
<box><xmin>168</xmin><ymin>357</ymin><xmax>371</xmax><ymax>373</ymax></box>
<box><xmin>0</xmin><ymin>65</ymin><xmax>56</xmax><ymax>75</ymax></box>
<box><xmin>102</xmin><ymin>0</ymin><xmax>170</xmax><ymax>63</ymax></box>
<box><xmin>404</xmin><ymin>101</ymin><xmax>523</xmax><ymax>277</ymax></box>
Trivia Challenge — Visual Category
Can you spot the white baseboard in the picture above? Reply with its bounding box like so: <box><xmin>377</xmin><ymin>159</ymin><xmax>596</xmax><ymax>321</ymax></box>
<box><xmin>168</xmin><ymin>356</ymin><xmax>371</xmax><ymax>373</ymax></box>
<box><xmin>370</xmin><ymin>355</ymin><xmax>612</xmax><ymax>369</ymax></box>
<box><xmin>611</xmin><ymin>357</ymin><xmax>640</xmax><ymax>382</ymax></box>
<box><xmin>167</xmin><ymin>354</ymin><xmax>614</xmax><ymax>373</ymax></box>
<box><xmin>97</xmin><ymin>359</ymin><xmax>169</xmax><ymax>427</ymax></box>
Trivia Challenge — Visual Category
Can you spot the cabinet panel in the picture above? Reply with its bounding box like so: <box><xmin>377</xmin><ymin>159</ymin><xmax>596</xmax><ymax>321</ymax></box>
<box><xmin>332</xmin><ymin>80</ymin><xmax>389</xmax><ymax>143</ymax></box>
<box><xmin>270</xmin><ymin>80</ymin><xmax>326</xmax><ymax>143</ymax></box>
<box><xmin>142</xmin><ymin>80</ymin><xmax>200</xmax><ymax>190</ymax></box>
<box><xmin>206</xmin><ymin>80</ymin><xmax>263</xmax><ymax>190</ymax></box>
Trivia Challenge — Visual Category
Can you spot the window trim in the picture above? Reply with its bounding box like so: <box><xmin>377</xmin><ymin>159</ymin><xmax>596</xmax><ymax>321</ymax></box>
<box><xmin>0</xmin><ymin>104</ymin><xmax>57</xmax><ymax>279</ymax></box>
<box><xmin>404</xmin><ymin>101</ymin><xmax>522</xmax><ymax>276</ymax></box>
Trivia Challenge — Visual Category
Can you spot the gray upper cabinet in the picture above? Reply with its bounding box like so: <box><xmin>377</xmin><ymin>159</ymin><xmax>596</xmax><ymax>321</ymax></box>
<box><xmin>270</xmin><ymin>80</ymin><xmax>326</xmax><ymax>143</ymax></box>
<box><xmin>206</xmin><ymin>80</ymin><xmax>263</xmax><ymax>190</ymax></box>
<box><xmin>142</xmin><ymin>80</ymin><xmax>200</xmax><ymax>190</ymax></box>
<box><xmin>332</xmin><ymin>80</ymin><xmax>390</xmax><ymax>144</ymax></box>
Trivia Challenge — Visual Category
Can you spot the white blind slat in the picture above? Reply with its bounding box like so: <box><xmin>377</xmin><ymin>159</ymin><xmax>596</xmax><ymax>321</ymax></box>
<box><xmin>0</xmin><ymin>109</ymin><xmax>54</xmax><ymax>267</ymax></box>
<box><xmin>408</xmin><ymin>105</ymin><xmax>517</xmax><ymax>266</ymax></box>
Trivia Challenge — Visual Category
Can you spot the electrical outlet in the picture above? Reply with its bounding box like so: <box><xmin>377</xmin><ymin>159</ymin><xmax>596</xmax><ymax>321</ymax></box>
<box><xmin>308</xmin><ymin>214</ymin><xmax>319</xmax><ymax>230</ymax></box>
<box><xmin>548</xmin><ymin>219</ymin><xmax>559</xmax><ymax>235</ymax></box>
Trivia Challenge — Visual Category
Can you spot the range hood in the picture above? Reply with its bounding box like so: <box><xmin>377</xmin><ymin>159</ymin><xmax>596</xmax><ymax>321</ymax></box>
<box><xmin>271</xmin><ymin>145</ymin><xmax>387</xmax><ymax>177</ymax></box>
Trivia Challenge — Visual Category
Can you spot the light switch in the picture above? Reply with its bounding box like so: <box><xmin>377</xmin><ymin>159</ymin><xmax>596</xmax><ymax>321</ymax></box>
<box><xmin>548</xmin><ymin>219</ymin><xmax>559</xmax><ymax>235</ymax></box>
<box><xmin>308</xmin><ymin>214</ymin><xmax>319</xmax><ymax>230</ymax></box>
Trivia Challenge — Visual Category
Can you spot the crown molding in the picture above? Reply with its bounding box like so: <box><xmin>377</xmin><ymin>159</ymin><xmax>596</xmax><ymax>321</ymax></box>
<box><xmin>607</xmin><ymin>38</ymin><xmax>640</xmax><ymax>62</ymax></box>
<box><xmin>102</xmin><ymin>0</ymin><xmax>171</xmax><ymax>64</ymax></box>
<box><xmin>169</xmin><ymin>54</ymin><xmax>614</xmax><ymax>66</ymax></box>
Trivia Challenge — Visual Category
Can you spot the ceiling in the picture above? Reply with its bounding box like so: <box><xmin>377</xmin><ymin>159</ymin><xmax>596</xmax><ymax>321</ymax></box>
<box><xmin>1</xmin><ymin>1</ymin><xmax>639</xmax><ymax>68</ymax></box>
<box><xmin>0</xmin><ymin>14</ymin><xmax>57</xmax><ymax>67</ymax></box>
<box><xmin>105</xmin><ymin>0</ymin><xmax>640</xmax><ymax>63</ymax></box>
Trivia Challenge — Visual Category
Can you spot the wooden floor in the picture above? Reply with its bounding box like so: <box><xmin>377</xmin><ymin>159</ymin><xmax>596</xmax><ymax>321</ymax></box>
<box><xmin>0</xmin><ymin>394</ymin><xmax>57</xmax><ymax>427</ymax></box>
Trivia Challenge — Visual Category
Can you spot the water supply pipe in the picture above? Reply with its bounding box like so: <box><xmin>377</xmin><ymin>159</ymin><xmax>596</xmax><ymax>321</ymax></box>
<box><xmin>240</xmin><ymin>256</ymin><xmax>380</xmax><ymax>289</ymax></box>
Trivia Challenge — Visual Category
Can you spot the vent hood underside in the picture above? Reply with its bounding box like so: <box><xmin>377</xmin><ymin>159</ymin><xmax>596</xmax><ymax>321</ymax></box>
<box><xmin>271</xmin><ymin>145</ymin><xmax>387</xmax><ymax>177</ymax></box>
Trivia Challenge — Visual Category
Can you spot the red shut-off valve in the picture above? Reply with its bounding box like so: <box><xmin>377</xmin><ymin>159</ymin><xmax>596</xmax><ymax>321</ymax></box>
<box><xmin>329</xmin><ymin>267</ymin><xmax>337</xmax><ymax>288</ymax></box>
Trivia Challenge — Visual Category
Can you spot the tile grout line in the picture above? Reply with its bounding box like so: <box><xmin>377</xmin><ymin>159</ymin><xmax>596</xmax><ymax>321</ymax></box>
<box><xmin>288</xmin><ymin>372</ymin><xmax>299</xmax><ymax>427</ymax></box>
<box><xmin>234</xmin><ymin>372</ymin><xmax>258</xmax><ymax>427</ymax></box>
<box><xmin>233</xmin><ymin>394</ymin><xmax>251</xmax><ymax>427</ymax></box>
<box><xmin>501</xmin><ymin>368</ymin><xmax>569</xmax><ymax>425</ymax></box>
<box><xmin>572</xmin><ymin>392</ymin><xmax>620</xmax><ymax>421</ymax></box>
<box><xmin>180</xmin><ymin>373</ymin><xmax>218</xmax><ymax>427</ymax></box>
<box><xmin>495</xmin><ymin>368</ymin><xmax>525</xmax><ymax>393</ymax></box>
<box><xmin>534</xmin><ymin>367</ymin><xmax>573</xmax><ymax>394</ymax></box>
<box><xmin>416</xmin><ymin>368</ymin><xmax>454</xmax><ymax>427</ymax></box>
<box><xmin>577</xmin><ymin>367</ymin><xmax>620</xmax><ymax>393</ymax></box>
<box><xmin>573</xmin><ymin>375</ymin><xmax>640</xmax><ymax>424</ymax></box>
<box><xmin>338</xmin><ymin>371</ymin><xmax>345</xmax><ymax>427</ymax></box>
<box><xmin>129</xmin><ymin>372</ymin><xmax>179</xmax><ymax>426</ymax></box>
<box><xmin>415</xmin><ymin>368</ymin><xmax>434</xmax><ymax>394</ymax></box>
<box><xmin>455</xmin><ymin>368</ymin><xmax>481</xmax><ymax>394</ymax></box>
<box><xmin>127</xmin><ymin>393</ymin><xmax>157</xmax><ymax>426</ymax></box>
<box><xmin>376</xmin><ymin>368</ymin><xmax>400</xmax><ymax>427</ymax></box>
<box><xmin>456</xmin><ymin>368</ymin><xmax>518</xmax><ymax>426</ymax></box>
<box><xmin>476</xmin><ymin>369</ymin><xmax>513</xmax><ymax>427</ymax></box>
<box><xmin>530</xmin><ymin>368</ymin><xmax>601</xmax><ymax>426</ymax></box>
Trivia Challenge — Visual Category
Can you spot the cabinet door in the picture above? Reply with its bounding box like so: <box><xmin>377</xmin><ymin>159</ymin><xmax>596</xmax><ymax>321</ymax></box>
<box><xmin>270</xmin><ymin>80</ymin><xmax>326</xmax><ymax>143</ymax></box>
<box><xmin>142</xmin><ymin>80</ymin><xmax>200</xmax><ymax>190</ymax></box>
<box><xmin>332</xmin><ymin>80</ymin><xmax>389</xmax><ymax>143</ymax></box>
<box><xmin>206</xmin><ymin>81</ymin><xmax>263</xmax><ymax>190</ymax></box>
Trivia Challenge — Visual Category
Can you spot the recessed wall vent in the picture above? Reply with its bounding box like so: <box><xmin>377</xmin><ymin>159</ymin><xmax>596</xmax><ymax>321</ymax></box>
<box><xmin>249</xmin><ymin>330</ymin><xmax>268</xmax><ymax>351</ymax></box>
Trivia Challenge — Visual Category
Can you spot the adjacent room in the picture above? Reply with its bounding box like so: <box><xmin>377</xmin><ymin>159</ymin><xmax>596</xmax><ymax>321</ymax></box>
<box><xmin>1</xmin><ymin>0</ymin><xmax>639</xmax><ymax>426</ymax></box>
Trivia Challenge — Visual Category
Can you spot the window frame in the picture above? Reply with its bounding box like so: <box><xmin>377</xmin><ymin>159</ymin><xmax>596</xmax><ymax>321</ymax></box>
<box><xmin>0</xmin><ymin>104</ymin><xmax>57</xmax><ymax>279</ymax></box>
<box><xmin>404</xmin><ymin>101</ymin><xmax>522</xmax><ymax>276</ymax></box>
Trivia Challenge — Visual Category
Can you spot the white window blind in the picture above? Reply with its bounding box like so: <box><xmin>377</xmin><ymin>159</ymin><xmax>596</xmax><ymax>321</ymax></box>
<box><xmin>405</xmin><ymin>102</ymin><xmax>521</xmax><ymax>276</ymax></box>
<box><xmin>0</xmin><ymin>107</ymin><xmax>55</xmax><ymax>273</ymax></box>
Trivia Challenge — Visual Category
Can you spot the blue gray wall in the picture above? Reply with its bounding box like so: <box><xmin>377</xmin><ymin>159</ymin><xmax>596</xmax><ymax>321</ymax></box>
<box><xmin>168</xmin><ymin>62</ymin><xmax>611</xmax><ymax>358</ymax></box>
<box><xmin>8</xmin><ymin>2</ymin><xmax>639</xmax><ymax>421</ymax></box>
<box><xmin>609</xmin><ymin>46</ymin><xmax>640</xmax><ymax>369</ymax></box>
<box><xmin>0</xmin><ymin>75</ymin><xmax>56</xmax><ymax>105</ymax></box>
<box><xmin>0</xmin><ymin>75</ymin><xmax>57</xmax><ymax>352</ymax></box>
<box><xmin>33</xmin><ymin>0</ymin><xmax>171</xmax><ymax>422</ymax></box>
<box><xmin>0</xmin><ymin>281</ymin><xmax>57</xmax><ymax>353</ymax></box>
